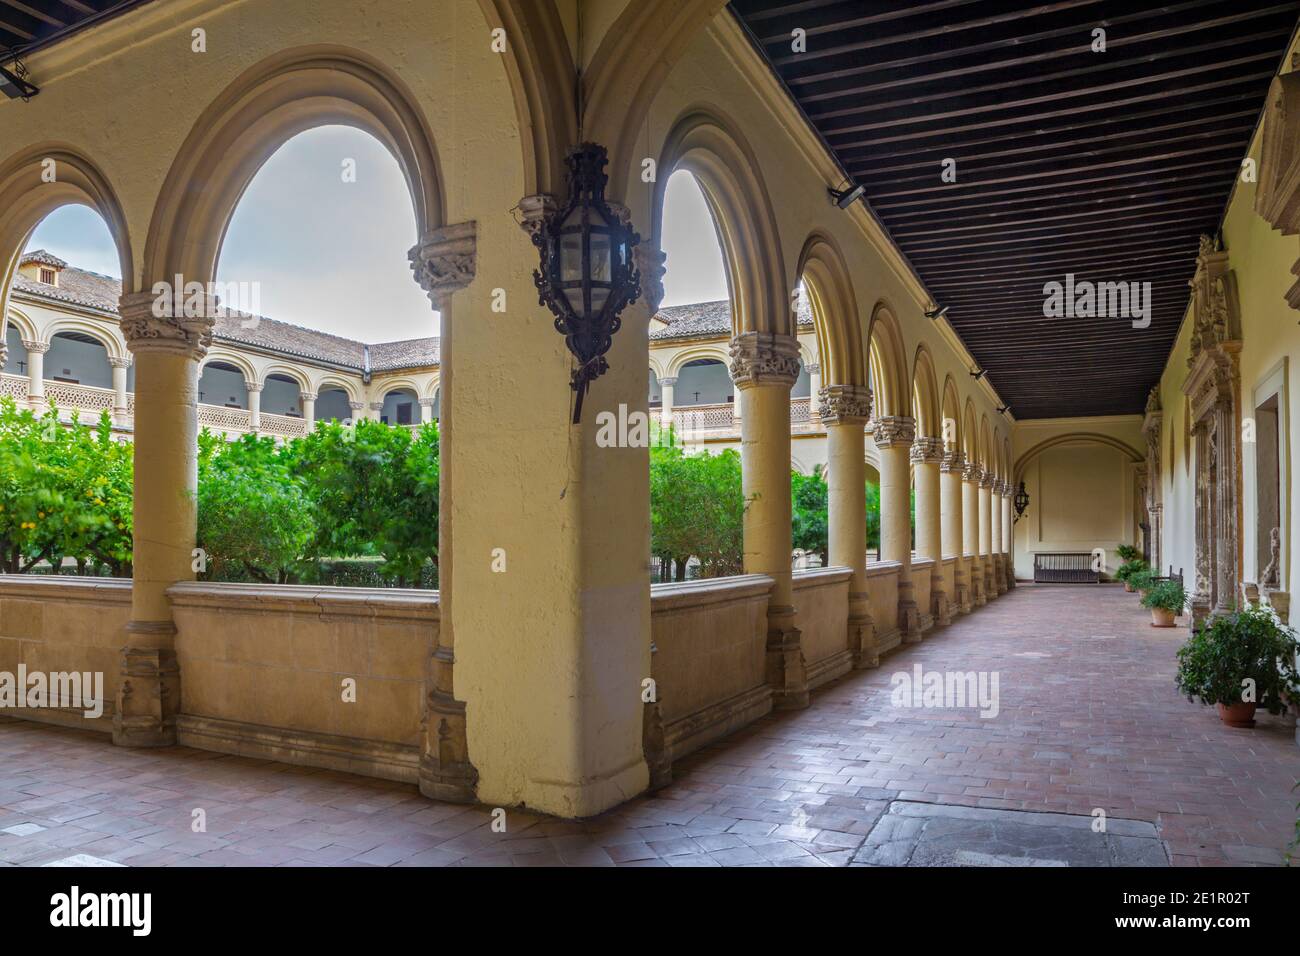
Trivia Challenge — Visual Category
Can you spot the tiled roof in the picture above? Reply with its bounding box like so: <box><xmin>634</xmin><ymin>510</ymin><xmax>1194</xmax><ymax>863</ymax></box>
<box><xmin>12</xmin><ymin>266</ymin><xmax>121</xmax><ymax>313</ymax></box>
<box><xmin>371</xmin><ymin>337</ymin><xmax>440</xmax><ymax>371</ymax></box>
<box><xmin>20</xmin><ymin>249</ymin><xmax>68</xmax><ymax>269</ymax></box>
<box><xmin>650</xmin><ymin>295</ymin><xmax>814</xmax><ymax>341</ymax></box>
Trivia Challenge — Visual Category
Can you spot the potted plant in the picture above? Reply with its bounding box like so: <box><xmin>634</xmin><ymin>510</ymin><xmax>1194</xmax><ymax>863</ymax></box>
<box><xmin>1175</xmin><ymin>604</ymin><xmax>1300</xmax><ymax>728</ymax></box>
<box><xmin>1116</xmin><ymin>543</ymin><xmax>1141</xmax><ymax>563</ymax></box>
<box><xmin>1116</xmin><ymin>559</ymin><xmax>1148</xmax><ymax>592</ymax></box>
<box><xmin>1141</xmin><ymin>578</ymin><xmax>1185</xmax><ymax>627</ymax></box>
<box><xmin>1131</xmin><ymin>567</ymin><xmax>1157</xmax><ymax>598</ymax></box>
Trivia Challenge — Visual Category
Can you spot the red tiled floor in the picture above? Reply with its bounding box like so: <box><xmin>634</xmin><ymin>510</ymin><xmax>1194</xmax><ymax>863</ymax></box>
<box><xmin>1</xmin><ymin>584</ymin><xmax>1296</xmax><ymax>866</ymax></box>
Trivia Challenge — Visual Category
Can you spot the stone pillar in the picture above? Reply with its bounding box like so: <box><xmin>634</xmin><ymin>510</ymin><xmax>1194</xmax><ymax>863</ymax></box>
<box><xmin>941</xmin><ymin>450</ymin><xmax>970</xmax><ymax>612</ymax></box>
<box><xmin>114</xmin><ymin>291</ymin><xmax>213</xmax><ymax>746</ymax></box>
<box><xmin>806</xmin><ymin>363</ymin><xmax>821</xmax><ymax>422</ymax></box>
<box><xmin>876</xmin><ymin>415</ymin><xmax>921</xmax><ymax>640</ymax></box>
<box><xmin>23</xmin><ymin>339</ymin><xmax>48</xmax><ymax>406</ymax></box>
<box><xmin>658</xmin><ymin>375</ymin><xmax>676</xmax><ymax>431</ymax></box>
<box><xmin>989</xmin><ymin>479</ymin><xmax>1005</xmax><ymax>594</ymax></box>
<box><xmin>245</xmin><ymin>381</ymin><xmax>262</xmax><ymax>431</ymax></box>
<box><xmin>912</xmin><ymin>436</ymin><xmax>949</xmax><ymax>626</ymax></box>
<box><xmin>731</xmin><ymin>331</ymin><xmax>807</xmax><ymax>708</ymax></box>
<box><xmin>963</xmin><ymin>463</ymin><xmax>985</xmax><ymax>606</ymax></box>
<box><xmin>821</xmin><ymin>385</ymin><xmax>876</xmax><ymax>668</ymax></box>
<box><xmin>419</xmin><ymin>396</ymin><xmax>435</xmax><ymax>424</ymax></box>
<box><xmin>1001</xmin><ymin>485</ymin><xmax>1015</xmax><ymax>588</ymax></box>
<box><xmin>300</xmin><ymin>391</ymin><xmax>316</xmax><ymax>429</ymax></box>
<box><xmin>109</xmin><ymin>356</ymin><xmax>130</xmax><ymax>423</ymax></box>
<box><xmin>347</xmin><ymin>401</ymin><xmax>365</xmax><ymax>424</ymax></box>
<box><xmin>979</xmin><ymin>471</ymin><xmax>995</xmax><ymax>599</ymax></box>
<box><xmin>368</xmin><ymin>401</ymin><xmax>384</xmax><ymax>422</ymax></box>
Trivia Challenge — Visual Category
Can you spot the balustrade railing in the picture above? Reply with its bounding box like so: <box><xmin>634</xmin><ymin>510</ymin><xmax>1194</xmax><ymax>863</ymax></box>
<box><xmin>1</xmin><ymin>373</ymin><xmax>29</xmax><ymax>402</ymax></box>
<box><xmin>259</xmin><ymin>412</ymin><xmax>308</xmax><ymax>437</ymax></box>
<box><xmin>198</xmin><ymin>403</ymin><xmax>253</xmax><ymax>432</ymax></box>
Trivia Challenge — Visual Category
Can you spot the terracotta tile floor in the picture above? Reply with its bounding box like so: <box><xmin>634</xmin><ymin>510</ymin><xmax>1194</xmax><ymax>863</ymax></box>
<box><xmin>2</xmin><ymin>584</ymin><xmax>1297</xmax><ymax>867</ymax></box>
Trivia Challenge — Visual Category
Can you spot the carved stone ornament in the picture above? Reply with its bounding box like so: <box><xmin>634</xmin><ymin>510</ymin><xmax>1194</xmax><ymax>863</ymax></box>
<box><xmin>1255</xmin><ymin>69</ymin><xmax>1300</xmax><ymax>310</ymax></box>
<box><xmin>1262</xmin><ymin>526</ymin><xmax>1282</xmax><ymax>590</ymax></box>
<box><xmin>910</xmin><ymin>436</ymin><xmax>945</xmax><ymax>464</ymax></box>
<box><xmin>408</xmin><ymin>221</ymin><xmax>477</xmax><ymax>310</ymax></box>
<box><xmin>20</xmin><ymin>338</ymin><xmax>49</xmax><ymax>353</ymax></box>
<box><xmin>1186</xmin><ymin>236</ymin><xmax>1242</xmax><ymax>367</ymax></box>
<box><xmin>633</xmin><ymin>243</ymin><xmax>668</xmax><ymax>317</ymax></box>
<box><xmin>940</xmin><ymin>448</ymin><xmax>966</xmax><ymax>474</ymax></box>
<box><xmin>729</xmin><ymin>331</ymin><xmax>801</xmax><ymax>388</ymax></box>
<box><xmin>979</xmin><ymin>471</ymin><xmax>996</xmax><ymax>490</ymax></box>
<box><xmin>872</xmin><ymin>415</ymin><xmax>915</xmax><ymax>449</ymax></box>
<box><xmin>118</xmin><ymin>291</ymin><xmax>214</xmax><ymax>358</ymax></box>
<box><xmin>817</xmin><ymin>384</ymin><xmax>871</xmax><ymax>425</ymax></box>
<box><xmin>962</xmin><ymin>461</ymin><xmax>984</xmax><ymax>483</ymax></box>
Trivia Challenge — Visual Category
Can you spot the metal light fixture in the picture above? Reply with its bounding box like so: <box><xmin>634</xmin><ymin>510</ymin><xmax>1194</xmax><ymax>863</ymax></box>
<box><xmin>1014</xmin><ymin>481</ymin><xmax>1030</xmax><ymax>521</ymax></box>
<box><xmin>0</xmin><ymin>56</ymin><xmax>38</xmax><ymax>101</ymax></box>
<box><xmin>997</xmin><ymin>405</ymin><xmax>1009</xmax><ymax>415</ymax></box>
<box><xmin>925</xmin><ymin>305</ymin><xmax>949</xmax><ymax>320</ymax></box>
<box><xmin>970</xmin><ymin>367</ymin><xmax>985</xmax><ymax>380</ymax></box>
<box><xmin>828</xmin><ymin>181</ymin><xmax>865</xmax><ymax>208</ymax></box>
<box><xmin>533</xmin><ymin>142</ymin><xmax>641</xmax><ymax>424</ymax></box>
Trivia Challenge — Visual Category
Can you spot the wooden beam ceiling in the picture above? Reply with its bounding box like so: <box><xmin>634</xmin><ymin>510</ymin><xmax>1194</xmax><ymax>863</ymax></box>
<box><xmin>731</xmin><ymin>0</ymin><xmax>1300</xmax><ymax>418</ymax></box>
<box><xmin>0</xmin><ymin>1</ymin><xmax>147</xmax><ymax>60</ymax></box>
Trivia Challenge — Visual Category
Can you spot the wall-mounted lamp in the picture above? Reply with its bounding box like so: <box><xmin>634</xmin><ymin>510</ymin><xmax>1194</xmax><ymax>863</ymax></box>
<box><xmin>0</xmin><ymin>57</ymin><xmax>39</xmax><ymax>101</ymax></box>
<box><xmin>827</xmin><ymin>182</ymin><xmax>866</xmax><ymax>209</ymax></box>
<box><xmin>997</xmin><ymin>405</ymin><xmax>1009</xmax><ymax>415</ymax></box>
<box><xmin>969</xmin><ymin>368</ymin><xmax>985</xmax><ymax>380</ymax></box>
<box><xmin>925</xmin><ymin>305</ymin><xmax>949</xmax><ymax>321</ymax></box>
<box><xmin>1014</xmin><ymin>481</ymin><xmax>1030</xmax><ymax>522</ymax></box>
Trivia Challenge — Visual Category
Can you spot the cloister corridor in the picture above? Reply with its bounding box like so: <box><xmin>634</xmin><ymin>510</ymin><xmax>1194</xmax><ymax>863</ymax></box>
<box><xmin>1</xmin><ymin>585</ymin><xmax>1293</xmax><ymax>869</ymax></box>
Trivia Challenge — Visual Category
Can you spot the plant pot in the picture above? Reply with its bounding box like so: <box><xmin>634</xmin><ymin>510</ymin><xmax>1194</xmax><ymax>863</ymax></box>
<box><xmin>1216</xmin><ymin>701</ymin><xmax>1257</xmax><ymax>728</ymax></box>
<box><xmin>1150</xmin><ymin>607</ymin><xmax>1176</xmax><ymax>627</ymax></box>
<box><xmin>1124</xmin><ymin>581</ymin><xmax>1135</xmax><ymax>593</ymax></box>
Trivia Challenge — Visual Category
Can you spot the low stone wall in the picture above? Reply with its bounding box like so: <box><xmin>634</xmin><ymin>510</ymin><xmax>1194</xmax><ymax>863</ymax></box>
<box><xmin>941</xmin><ymin>556</ymin><xmax>957</xmax><ymax>609</ymax></box>
<box><xmin>649</xmin><ymin>574</ymin><xmax>773</xmax><ymax>763</ymax></box>
<box><xmin>865</xmin><ymin>560</ymin><xmax>903</xmax><ymax>654</ymax></box>
<box><xmin>793</xmin><ymin>566</ymin><xmax>852</xmax><ymax>689</ymax></box>
<box><xmin>168</xmin><ymin>582</ymin><xmax>433</xmax><ymax>783</ymax></box>
<box><xmin>912</xmin><ymin>557</ymin><xmax>934</xmax><ymax>632</ymax></box>
<box><xmin>0</xmin><ymin>575</ymin><xmax>129</xmax><ymax>731</ymax></box>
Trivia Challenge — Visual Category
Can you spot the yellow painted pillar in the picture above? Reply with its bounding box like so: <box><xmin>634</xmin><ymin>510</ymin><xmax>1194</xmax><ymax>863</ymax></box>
<box><xmin>912</xmin><ymin>436</ymin><xmax>948</xmax><ymax>627</ymax></box>
<box><xmin>114</xmin><ymin>291</ymin><xmax>211</xmax><ymax>746</ymax></box>
<box><xmin>821</xmin><ymin>385</ymin><xmax>875</xmax><ymax>667</ymax></box>
<box><xmin>990</xmin><ymin>477</ymin><xmax>1006</xmax><ymax>594</ymax></box>
<box><xmin>732</xmin><ymin>331</ymin><xmax>807</xmax><ymax>708</ymax></box>
<box><xmin>979</xmin><ymin>470</ymin><xmax>995</xmax><ymax>600</ymax></box>
<box><xmin>963</xmin><ymin>463</ymin><xmax>985</xmax><ymax>607</ymax></box>
<box><xmin>875</xmin><ymin>416</ymin><xmax>921</xmax><ymax>640</ymax></box>
<box><xmin>1002</xmin><ymin>485</ymin><xmax>1016</xmax><ymax>589</ymax></box>
<box><xmin>941</xmin><ymin>450</ymin><xmax>970</xmax><ymax>612</ymax></box>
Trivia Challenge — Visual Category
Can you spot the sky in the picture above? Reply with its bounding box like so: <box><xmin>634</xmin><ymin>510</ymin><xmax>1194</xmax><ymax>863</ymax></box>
<box><xmin>25</xmin><ymin>127</ymin><xmax>730</xmax><ymax>340</ymax></box>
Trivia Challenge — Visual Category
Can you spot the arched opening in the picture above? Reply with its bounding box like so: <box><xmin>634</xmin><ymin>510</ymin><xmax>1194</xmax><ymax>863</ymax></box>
<box><xmin>48</xmin><ymin>331</ymin><xmax>112</xmax><ymax>387</ymax></box>
<box><xmin>380</xmin><ymin>386</ymin><xmax>419</xmax><ymax>426</ymax></box>
<box><xmin>263</xmin><ymin>373</ymin><xmax>304</xmax><ymax>418</ymax></box>
<box><xmin>675</xmin><ymin>358</ymin><xmax>732</xmax><ymax>406</ymax></box>
<box><xmin>316</xmin><ymin>387</ymin><xmax>353</xmax><ymax>423</ymax></box>
<box><xmin>199</xmin><ymin>362</ymin><xmax>250</xmax><ymax>410</ymax></box>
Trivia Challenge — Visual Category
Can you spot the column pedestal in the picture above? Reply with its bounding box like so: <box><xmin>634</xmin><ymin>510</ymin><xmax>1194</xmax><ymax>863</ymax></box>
<box><xmin>822</xmin><ymin>386</ymin><xmax>875</xmax><ymax>668</ymax></box>
<box><xmin>912</xmin><ymin>436</ymin><xmax>948</xmax><ymax>628</ymax></box>
<box><xmin>942</xmin><ymin>450</ymin><xmax>970</xmax><ymax>612</ymax></box>
<box><xmin>963</xmin><ymin>465</ymin><xmax>986</xmax><ymax>607</ymax></box>
<box><xmin>876</xmin><ymin>416</ymin><xmax>921</xmax><ymax>642</ymax></box>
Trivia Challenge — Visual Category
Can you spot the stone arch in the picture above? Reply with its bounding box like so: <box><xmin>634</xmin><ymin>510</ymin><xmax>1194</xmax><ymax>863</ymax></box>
<box><xmin>258</xmin><ymin>363</ymin><xmax>311</xmax><ymax>392</ymax></box>
<box><xmin>667</xmin><ymin>344</ymin><xmax>731</xmax><ymax>378</ymax></box>
<box><xmin>200</xmin><ymin>349</ymin><xmax>258</xmax><ymax>384</ymax></box>
<box><xmin>796</xmin><ymin>231</ymin><xmax>865</xmax><ymax>388</ymax></box>
<box><xmin>648</xmin><ymin>355</ymin><xmax>668</xmax><ymax>381</ymax></box>
<box><xmin>43</xmin><ymin>318</ymin><xmax>127</xmax><ymax>362</ymax></box>
<box><xmin>142</xmin><ymin>46</ymin><xmax>444</xmax><ymax>289</ymax></box>
<box><xmin>314</xmin><ymin>374</ymin><xmax>361</xmax><ymax>403</ymax></box>
<box><xmin>962</xmin><ymin>398</ymin><xmax>979</xmax><ymax>466</ymax></box>
<box><xmin>652</xmin><ymin>108</ymin><xmax>789</xmax><ymax>337</ymax></box>
<box><xmin>1014</xmin><ymin>433</ymin><xmax>1143</xmax><ymax>483</ymax></box>
<box><xmin>941</xmin><ymin>374</ymin><xmax>963</xmax><ymax>453</ymax></box>
<box><xmin>376</xmin><ymin>376</ymin><xmax>424</xmax><ymax>399</ymax></box>
<box><xmin>979</xmin><ymin>415</ymin><xmax>992</xmax><ymax>473</ymax></box>
<box><xmin>0</xmin><ymin>145</ymin><xmax>132</xmax><ymax>362</ymax></box>
<box><xmin>867</xmin><ymin>302</ymin><xmax>908</xmax><ymax>418</ymax></box>
<box><xmin>911</xmin><ymin>345</ymin><xmax>941</xmax><ymax>438</ymax></box>
<box><xmin>4</xmin><ymin>306</ymin><xmax>38</xmax><ymax>343</ymax></box>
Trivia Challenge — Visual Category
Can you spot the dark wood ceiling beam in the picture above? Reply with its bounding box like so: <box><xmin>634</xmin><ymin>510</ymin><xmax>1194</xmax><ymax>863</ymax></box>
<box><xmin>0</xmin><ymin>1</ymin><xmax>67</xmax><ymax>28</ymax></box>
<box><xmin>888</xmin><ymin>196</ymin><xmax>1224</xmax><ymax>241</ymax></box>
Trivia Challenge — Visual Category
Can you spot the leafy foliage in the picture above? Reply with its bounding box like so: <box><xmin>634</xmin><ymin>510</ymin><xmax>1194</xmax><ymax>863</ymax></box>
<box><xmin>1116</xmin><ymin>559</ymin><xmax>1148</xmax><ymax>583</ymax></box>
<box><xmin>791</xmin><ymin>465</ymin><xmax>829</xmax><ymax>565</ymax></box>
<box><xmin>1116</xmin><ymin>543</ymin><xmax>1141</xmax><ymax>562</ymax></box>
<box><xmin>1174</xmin><ymin>604</ymin><xmax>1300</xmax><ymax>713</ymax></box>
<box><xmin>1141</xmin><ymin>579</ymin><xmax>1187</xmax><ymax>614</ymax></box>
<box><xmin>649</xmin><ymin>427</ymin><xmax>746</xmax><ymax>579</ymax></box>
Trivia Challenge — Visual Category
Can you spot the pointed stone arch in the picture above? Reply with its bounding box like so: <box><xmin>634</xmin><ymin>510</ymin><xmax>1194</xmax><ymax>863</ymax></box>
<box><xmin>867</xmin><ymin>302</ymin><xmax>908</xmax><ymax>419</ymax></box>
<box><xmin>1014</xmin><ymin>433</ymin><xmax>1143</xmax><ymax>483</ymax></box>
<box><xmin>962</xmin><ymin>398</ymin><xmax>980</xmax><ymax>466</ymax></box>
<box><xmin>941</xmin><ymin>374</ymin><xmax>963</xmax><ymax>453</ymax></box>
<box><xmin>796</xmin><ymin>231</ymin><xmax>865</xmax><ymax>389</ymax></box>
<box><xmin>911</xmin><ymin>344</ymin><xmax>940</xmax><ymax>438</ymax></box>
<box><xmin>652</xmin><ymin>108</ymin><xmax>790</xmax><ymax>337</ymax></box>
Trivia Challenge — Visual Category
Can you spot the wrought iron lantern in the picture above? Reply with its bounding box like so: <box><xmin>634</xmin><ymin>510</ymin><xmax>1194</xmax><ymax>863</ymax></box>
<box><xmin>532</xmin><ymin>142</ymin><xmax>641</xmax><ymax>423</ymax></box>
<box><xmin>1014</xmin><ymin>481</ymin><xmax>1030</xmax><ymax>521</ymax></box>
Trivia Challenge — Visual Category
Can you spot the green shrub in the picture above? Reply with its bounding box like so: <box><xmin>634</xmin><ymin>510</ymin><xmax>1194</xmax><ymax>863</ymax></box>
<box><xmin>1116</xmin><ymin>559</ymin><xmax>1148</xmax><ymax>583</ymax></box>
<box><xmin>1116</xmin><ymin>543</ymin><xmax>1141</xmax><ymax>562</ymax></box>
<box><xmin>1129</xmin><ymin>567</ymin><xmax>1157</xmax><ymax>593</ymax></box>
<box><xmin>1175</xmin><ymin>604</ymin><xmax>1300</xmax><ymax>713</ymax></box>
<box><xmin>1141</xmin><ymin>579</ymin><xmax>1186</xmax><ymax>613</ymax></box>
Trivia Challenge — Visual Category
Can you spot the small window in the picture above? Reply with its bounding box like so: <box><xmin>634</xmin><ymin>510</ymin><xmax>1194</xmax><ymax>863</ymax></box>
<box><xmin>39</xmin><ymin>268</ymin><xmax>55</xmax><ymax>285</ymax></box>
<box><xmin>397</xmin><ymin>402</ymin><xmax>413</xmax><ymax>425</ymax></box>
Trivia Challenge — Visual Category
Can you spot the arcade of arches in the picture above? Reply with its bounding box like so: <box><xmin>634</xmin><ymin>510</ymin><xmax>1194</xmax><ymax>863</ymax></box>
<box><xmin>1</xmin><ymin>1</ymin><xmax>1298</xmax><ymax>832</ymax></box>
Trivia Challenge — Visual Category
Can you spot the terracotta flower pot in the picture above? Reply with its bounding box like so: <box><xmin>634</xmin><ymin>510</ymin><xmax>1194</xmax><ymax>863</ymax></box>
<box><xmin>1150</xmin><ymin>607</ymin><xmax>1176</xmax><ymax>627</ymax></box>
<box><xmin>1216</xmin><ymin>701</ymin><xmax>1257</xmax><ymax>728</ymax></box>
<box><xmin>1124</xmin><ymin>581</ymin><xmax>1135</xmax><ymax>592</ymax></box>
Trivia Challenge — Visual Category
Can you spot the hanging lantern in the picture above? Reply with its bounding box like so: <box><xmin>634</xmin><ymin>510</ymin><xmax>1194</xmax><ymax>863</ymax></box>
<box><xmin>1014</xmin><ymin>481</ymin><xmax>1030</xmax><ymax>520</ymax></box>
<box><xmin>532</xmin><ymin>143</ymin><xmax>641</xmax><ymax>423</ymax></box>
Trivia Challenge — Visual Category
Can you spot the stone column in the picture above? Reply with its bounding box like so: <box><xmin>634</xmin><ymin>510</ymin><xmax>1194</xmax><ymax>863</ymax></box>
<box><xmin>963</xmin><ymin>463</ymin><xmax>986</xmax><ymax>606</ymax></box>
<box><xmin>419</xmin><ymin>396</ymin><xmax>435</xmax><ymax>424</ymax></box>
<box><xmin>821</xmin><ymin>385</ymin><xmax>876</xmax><ymax>668</ymax></box>
<box><xmin>806</xmin><ymin>363</ymin><xmax>821</xmax><ymax>423</ymax></box>
<box><xmin>1001</xmin><ymin>485</ymin><xmax>1015</xmax><ymax>588</ymax></box>
<box><xmin>300</xmin><ymin>391</ymin><xmax>316</xmax><ymax>429</ymax></box>
<box><xmin>245</xmin><ymin>381</ymin><xmax>262</xmax><ymax>431</ymax></box>
<box><xmin>347</xmin><ymin>400</ymin><xmax>365</xmax><ymax>424</ymax></box>
<box><xmin>368</xmin><ymin>401</ymin><xmax>384</xmax><ymax>422</ymax></box>
<box><xmin>979</xmin><ymin>471</ymin><xmax>995</xmax><ymax>599</ymax></box>
<box><xmin>23</xmin><ymin>339</ymin><xmax>48</xmax><ymax>406</ymax></box>
<box><xmin>912</xmin><ymin>436</ymin><xmax>949</xmax><ymax>626</ymax></box>
<box><xmin>991</xmin><ymin>480</ymin><xmax>1009</xmax><ymax>594</ymax></box>
<box><xmin>876</xmin><ymin>415</ymin><xmax>921</xmax><ymax>640</ymax></box>
<box><xmin>658</xmin><ymin>376</ymin><xmax>676</xmax><ymax>431</ymax></box>
<box><xmin>731</xmin><ymin>331</ymin><xmax>807</xmax><ymax>708</ymax></box>
<box><xmin>941</xmin><ymin>450</ymin><xmax>970</xmax><ymax>612</ymax></box>
<box><xmin>114</xmin><ymin>291</ymin><xmax>214</xmax><ymax>746</ymax></box>
<box><xmin>109</xmin><ymin>356</ymin><xmax>131</xmax><ymax>423</ymax></box>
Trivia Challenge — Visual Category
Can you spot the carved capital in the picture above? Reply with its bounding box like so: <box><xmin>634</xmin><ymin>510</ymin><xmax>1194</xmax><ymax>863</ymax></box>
<box><xmin>20</xmin><ymin>339</ymin><xmax>49</xmax><ymax>354</ymax></box>
<box><xmin>348</xmin><ymin>401</ymin><xmax>366</xmax><ymax>411</ymax></box>
<box><xmin>300</xmin><ymin>391</ymin><xmax>317</xmax><ymax>402</ymax></box>
<box><xmin>979</xmin><ymin>471</ymin><xmax>996</xmax><ymax>489</ymax></box>
<box><xmin>119</xmin><ymin>291</ymin><xmax>214</xmax><ymax>358</ymax></box>
<box><xmin>418</xmin><ymin>397</ymin><xmax>436</xmax><ymax>408</ymax></box>
<box><xmin>910</xmin><ymin>436</ymin><xmax>945</xmax><ymax>464</ymax></box>
<box><xmin>107</xmin><ymin>356</ymin><xmax>132</xmax><ymax>369</ymax></box>
<box><xmin>659</xmin><ymin>376</ymin><xmax>678</xmax><ymax>387</ymax></box>
<box><xmin>516</xmin><ymin>193</ymin><xmax>558</xmax><ymax>242</ymax></box>
<box><xmin>872</xmin><ymin>415</ymin><xmax>915</xmax><ymax>449</ymax></box>
<box><xmin>729</xmin><ymin>332</ymin><xmax>800</xmax><ymax>389</ymax></box>
<box><xmin>817</xmin><ymin>384</ymin><xmax>871</xmax><ymax>425</ymax></box>
<box><xmin>409</xmin><ymin>221</ymin><xmax>477</xmax><ymax>310</ymax></box>
<box><xmin>940</xmin><ymin>449</ymin><xmax>966</xmax><ymax>474</ymax></box>
<box><xmin>963</xmin><ymin>462</ymin><xmax>984</xmax><ymax>483</ymax></box>
<box><xmin>633</xmin><ymin>243</ymin><xmax>667</xmax><ymax>316</ymax></box>
<box><xmin>244</xmin><ymin>381</ymin><xmax>263</xmax><ymax>393</ymax></box>
<box><xmin>804</xmin><ymin>363</ymin><xmax>820</xmax><ymax>375</ymax></box>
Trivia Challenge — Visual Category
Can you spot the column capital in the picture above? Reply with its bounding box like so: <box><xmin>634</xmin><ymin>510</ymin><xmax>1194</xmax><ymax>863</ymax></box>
<box><xmin>244</xmin><ymin>381</ymin><xmax>263</xmax><ymax>393</ymax></box>
<box><xmin>910</xmin><ymin>436</ymin><xmax>945</xmax><ymax>463</ymax></box>
<box><xmin>962</xmin><ymin>462</ymin><xmax>984</xmax><ymax>483</ymax></box>
<box><xmin>804</xmin><ymin>362</ymin><xmax>821</xmax><ymax>375</ymax></box>
<box><xmin>21</xmin><ymin>338</ymin><xmax>50</xmax><ymax>353</ymax></box>
<box><xmin>980</xmin><ymin>471</ymin><xmax>996</xmax><ymax>489</ymax></box>
<box><xmin>418</xmin><ymin>396</ymin><xmax>436</xmax><ymax>408</ymax></box>
<box><xmin>940</xmin><ymin>448</ymin><xmax>966</xmax><ymax>474</ymax></box>
<box><xmin>369</xmin><ymin>401</ymin><xmax>384</xmax><ymax>412</ymax></box>
<box><xmin>729</xmin><ymin>331</ymin><xmax>800</xmax><ymax>389</ymax></box>
<box><xmin>408</xmin><ymin>220</ymin><xmax>477</xmax><ymax>310</ymax></box>
<box><xmin>633</xmin><ymin>243</ymin><xmax>667</xmax><ymax>316</ymax></box>
<box><xmin>300</xmin><ymin>391</ymin><xmax>317</xmax><ymax>402</ymax></box>
<box><xmin>119</xmin><ymin>291</ymin><xmax>214</xmax><ymax>358</ymax></box>
<box><xmin>348</xmin><ymin>401</ymin><xmax>366</xmax><ymax>411</ymax></box>
<box><xmin>107</xmin><ymin>355</ymin><xmax>132</xmax><ymax>369</ymax></box>
<box><xmin>516</xmin><ymin>193</ymin><xmax>557</xmax><ymax>242</ymax></box>
<box><xmin>872</xmin><ymin>415</ymin><xmax>915</xmax><ymax>448</ymax></box>
<box><xmin>659</xmin><ymin>376</ymin><xmax>678</xmax><ymax>387</ymax></box>
<box><xmin>817</xmin><ymin>384</ymin><xmax>871</xmax><ymax>425</ymax></box>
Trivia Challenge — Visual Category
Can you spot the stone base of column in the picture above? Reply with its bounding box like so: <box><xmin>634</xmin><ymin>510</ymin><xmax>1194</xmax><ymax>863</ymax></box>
<box><xmin>983</xmin><ymin>561</ymin><xmax>997</xmax><ymax>600</ymax></box>
<box><xmin>418</xmin><ymin>677</ymin><xmax>479</xmax><ymax>803</ymax></box>
<box><xmin>993</xmin><ymin>556</ymin><xmax>1008</xmax><ymax>595</ymax></box>
<box><xmin>113</xmin><ymin>626</ymin><xmax>180</xmax><ymax>748</ymax></box>
<box><xmin>898</xmin><ymin>580</ymin><xmax>923</xmax><ymax>643</ymax></box>
<box><xmin>765</xmin><ymin>605</ymin><xmax>808</xmax><ymax>709</ymax></box>
<box><xmin>847</xmin><ymin>591</ymin><xmax>878</xmax><ymax>669</ymax></box>
<box><xmin>642</xmin><ymin>701</ymin><xmax>672</xmax><ymax>791</ymax></box>
<box><xmin>931</xmin><ymin>583</ymin><xmax>951</xmax><ymax>627</ymax></box>
<box><xmin>971</xmin><ymin>562</ymin><xmax>987</xmax><ymax>606</ymax></box>
<box><xmin>1006</xmin><ymin>560</ymin><xmax>1017</xmax><ymax>590</ymax></box>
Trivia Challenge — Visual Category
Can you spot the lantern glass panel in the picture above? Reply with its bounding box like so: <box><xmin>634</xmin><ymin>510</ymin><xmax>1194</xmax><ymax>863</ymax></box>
<box><xmin>560</xmin><ymin>233</ymin><xmax>583</xmax><ymax>283</ymax></box>
<box><xmin>589</xmin><ymin>286</ymin><xmax>610</xmax><ymax>314</ymax></box>
<box><xmin>590</xmin><ymin>232</ymin><xmax>612</xmax><ymax>283</ymax></box>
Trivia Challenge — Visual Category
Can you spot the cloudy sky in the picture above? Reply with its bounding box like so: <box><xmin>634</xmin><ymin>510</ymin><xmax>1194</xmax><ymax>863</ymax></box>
<box><xmin>25</xmin><ymin>126</ymin><xmax>729</xmax><ymax>341</ymax></box>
